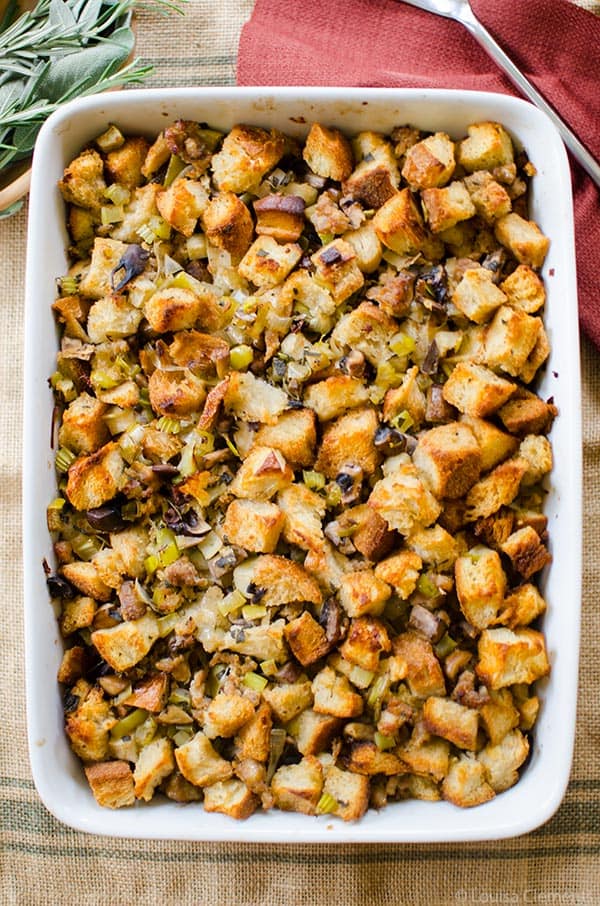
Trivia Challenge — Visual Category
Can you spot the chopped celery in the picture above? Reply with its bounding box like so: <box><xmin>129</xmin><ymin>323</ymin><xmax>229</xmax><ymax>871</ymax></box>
<box><xmin>156</xmin><ymin>416</ymin><xmax>181</xmax><ymax>435</ymax></box>
<box><xmin>100</xmin><ymin>204</ymin><xmax>124</xmax><ymax>225</ymax></box>
<box><xmin>434</xmin><ymin>633</ymin><xmax>458</xmax><ymax>659</ymax></box>
<box><xmin>55</xmin><ymin>447</ymin><xmax>76</xmax><ymax>473</ymax></box>
<box><xmin>164</xmin><ymin>154</ymin><xmax>186</xmax><ymax>187</ymax></box>
<box><xmin>259</xmin><ymin>659</ymin><xmax>278</xmax><ymax>677</ymax></box>
<box><xmin>57</xmin><ymin>274</ymin><xmax>79</xmax><ymax>296</ymax></box>
<box><xmin>303</xmin><ymin>470</ymin><xmax>326</xmax><ymax>491</ymax></box>
<box><xmin>243</xmin><ymin>671</ymin><xmax>268</xmax><ymax>692</ymax></box>
<box><xmin>224</xmin><ymin>435</ymin><xmax>240</xmax><ymax>458</ymax></box>
<box><xmin>103</xmin><ymin>407</ymin><xmax>137</xmax><ymax>436</ymax></box>
<box><xmin>317</xmin><ymin>792</ymin><xmax>338</xmax><ymax>815</ymax></box>
<box><xmin>374</xmin><ymin>732</ymin><xmax>396</xmax><ymax>751</ymax></box>
<box><xmin>110</xmin><ymin>708</ymin><xmax>147</xmax><ymax>740</ymax></box>
<box><xmin>229</xmin><ymin>344</ymin><xmax>254</xmax><ymax>370</ymax></box>
<box><xmin>197</xmin><ymin>531</ymin><xmax>223</xmax><ymax>560</ymax></box>
<box><xmin>217</xmin><ymin>590</ymin><xmax>246</xmax><ymax>617</ymax></box>
<box><xmin>103</xmin><ymin>183</ymin><xmax>130</xmax><ymax>206</ymax></box>
<box><xmin>391</xmin><ymin>409</ymin><xmax>415</xmax><ymax>433</ymax></box>
<box><xmin>95</xmin><ymin>124</ymin><xmax>125</xmax><ymax>153</ymax></box>
<box><xmin>157</xmin><ymin>611</ymin><xmax>181</xmax><ymax>638</ymax></box>
<box><xmin>416</xmin><ymin>574</ymin><xmax>438</xmax><ymax>598</ymax></box>
<box><xmin>71</xmin><ymin>534</ymin><xmax>102</xmax><ymax>561</ymax></box>
<box><xmin>242</xmin><ymin>603</ymin><xmax>267</xmax><ymax>621</ymax></box>
<box><xmin>389</xmin><ymin>332</ymin><xmax>416</xmax><ymax>357</ymax></box>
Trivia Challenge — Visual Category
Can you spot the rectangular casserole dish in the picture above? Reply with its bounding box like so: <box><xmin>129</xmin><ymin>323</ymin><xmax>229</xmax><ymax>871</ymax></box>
<box><xmin>23</xmin><ymin>86</ymin><xmax>581</xmax><ymax>842</ymax></box>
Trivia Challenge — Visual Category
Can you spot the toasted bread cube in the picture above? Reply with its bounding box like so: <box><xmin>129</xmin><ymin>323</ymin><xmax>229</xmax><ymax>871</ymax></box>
<box><xmin>498</xmin><ymin>390</ymin><xmax>557</xmax><ymax>437</ymax></box>
<box><xmin>85</xmin><ymin>760</ymin><xmax>135</xmax><ymax>809</ymax></box>
<box><xmin>442</xmin><ymin>754</ymin><xmax>495</xmax><ymax>807</ymax></box>
<box><xmin>65</xmin><ymin>682</ymin><xmax>113</xmax><ymax>762</ymax></box>
<box><xmin>304</xmin><ymin>541</ymin><xmax>353</xmax><ymax>593</ymax></box>
<box><xmin>375</xmin><ymin>551</ymin><xmax>422</xmax><ymax>599</ymax></box>
<box><xmin>340</xmin><ymin>616</ymin><xmax>391</xmax><ymax>671</ymax></box>
<box><xmin>91</xmin><ymin>612</ymin><xmax>159</xmax><ymax>672</ymax></box>
<box><xmin>343</xmin><ymin>132</ymin><xmax>400</xmax><ymax>208</ymax></box>
<box><xmin>148</xmin><ymin>368</ymin><xmax>206</xmax><ymax>417</ymax></box>
<box><xmin>499</xmin><ymin>583</ymin><xmax>546</xmax><ymax>629</ymax></box>
<box><xmin>352</xmin><ymin>508</ymin><xmax>396</xmax><ymax>562</ymax></box>
<box><xmin>302</xmin><ymin>123</ymin><xmax>353</xmax><ymax>181</ymax></box>
<box><xmin>373</xmin><ymin>188</ymin><xmax>443</xmax><ymax>259</ymax></box>
<box><xmin>483</xmin><ymin>306</ymin><xmax>541</xmax><ymax>377</ymax></box>
<box><xmin>518</xmin><ymin>434</ymin><xmax>553</xmax><ymax>486</ymax></box>
<box><xmin>203</xmin><ymin>779</ymin><xmax>258</xmax><ymax>820</ymax></box>
<box><xmin>338</xmin><ymin>570</ymin><xmax>391</xmax><ymax>618</ymax></box>
<box><xmin>459</xmin><ymin>415</ymin><xmax>518</xmax><ymax>472</ymax></box>
<box><xmin>229</xmin><ymin>446</ymin><xmax>293</xmax><ymax>500</ymax></box>
<box><xmin>345</xmin><ymin>740</ymin><xmax>403</xmax><ymax>776</ymax></box>
<box><xmin>517</xmin><ymin>694</ymin><xmax>540</xmax><ymax>732</ymax></box>
<box><xmin>237</xmin><ymin>554</ymin><xmax>322</xmax><ymax>609</ymax></box>
<box><xmin>202</xmin><ymin>191</ymin><xmax>254</xmax><ymax>259</ymax></box>
<box><xmin>413</xmin><ymin>422</ymin><xmax>481</xmax><ymax>500</ymax></box>
<box><xmin>321</xmin><ymin>765</ymin><xmax>369</xmax><ymax>821</ymax></box>
<box><xmin>442</xmin><ymin>362</ymin><xmax>517</xmax><ymax>418</ymax></box>
<box><xmin>60</xmin><ymin>560</ymin><xmax>111</xmax><ymax>601</ymax></box>
<box><xmin>421</xmin><ymin>181</ymin><xmax>476</xmax><ymax>233</ymax></box>
<box><xmin>399</xmin><ymin>734</ymin><xmax>450</xmax><ymax>781</ymax></box>
<box><xmin>133</xmin><ymin>737</ymin><xmax>175</xmax><ymax>802</ymax></box>
<box><xmin>315</xmin><ymin>407</ymin><xmax>379</xmax><ymax>478</ymax></box>
<box><xmin>284</xmin><ymin>612</ymin><xmax>330</xmax><ymax>667</ymax></box>
<box><xmin>156</xmin><ymin>177</ymin><xmax>209</xmax><ymax>237</ymax></box>
<box><xmin>175</xmin><ymin>731</ymin><xmax>233</xmax><ymax>787</ymax></box>
<box><xmin>401</xmin><ymin>132</ymin><xmax>456</xmax><ymax>189</ymax></box>
<box><xmin>234</xmin><ymin>701</ymin><xmax>272</xmax><ymax>761</ymax></box>
<box><xmin>140</xmin><ymin>130</ymin><xmax>170</xmax><ymax>178</ymax></box>
<box><xmin>500</xmin><ymin>264</ymin><xmax>546</xmax><ymax>313</ymax></box>
<box><xmin>452</xmin><ymin>266</ymin><xmax>507</xmax><ymax>324</ymax></box>
<box><xmin>480</xmin><ymin>689</ymin><xmax>520</xmax><ymax>746</ymax></box>
<box><xmin>59</xmin><ymin>148</ymin><xmax>106</xmax><ymax>211</ymax></box>
<box><xmin>519</xmin><ymin>324</ymin><xmax>550</xmax><ymax>385</ymax></box>
<box><xmin>281</xmin><ymin>269</ymin><xmax>336</xmax><ymax>334</ymax></box>
<box><xmin>263</xmin><ymin>681</ymin><xmax>313</xmax><ymax>723</ymax></box>
<box><xmin>455</xmin><ymin>547</ymin><xmax>506</xmax><ymax>629</ymax></box>
<box><xmin>406</xmin><ymin>524</ymin><xmax>459</xmax><ymax>570</ymax></box>
<box><xmin>123</xmin><ymin>673</ymin><xmax>169</xmax><ymax>713</ymax></box>
<box><xmin>478</xmin><ymin>729</ymin><xmax>529</xmax><ymax>793</ymax></box>
<box><xmin>211</xmin><ymin>124</ymin><xmax>286</xmax><ymax>193</ymax></box>
<box><xmin>108</xmin><ymin>527</ymin><xmax>148</xmax><ymax>580</ymax></box>
<box><xmin>223</xmin><ymin>499</ymin><xmax>284</xmax><ymax>553</ymax></box>
<box><xmin>423</xmin><ymin>696</ymin><xmax>479</xmax><ymax>750</ymax></box>
<box><xmin>501</xmin><ymin>526</ymin><xmax>551</xmax><ymax>579</ymax></box>
<box><xmin>203</xmin><ymin>692</ymin><xmax>255</xmax><ymax>739</ymax></box>
<box><xmin>458</xmin><ymin>122</ymin><xmax>514</xmax><ymax>173</ymax></box>
<box><xmin>58</xmin><ymin>392</ymin><xmax>109</xmax><ymax>455</ymax></box>
<box><xmin>382</xmin><ymin>365</ymin><xmax>427</xmax><ymax>428</ymax></box>
<box><xmin>331</xmin><ymin>300</ymin><xmax>397</xmax><ymax>366</ymax></box>
<box><xmin>254</xmin><ymin>193</ymin><xmax>305</xmax><ymax>242</ymax></box>
<box><xmin>86</xmin><ymin>294</ymin><xmax>143</xmax><ymax>344</ymax></box>
<box><xmin>464</xmin><ymin>171</ymin><xmax>512</xmax><ymax>224</ymax></box>
<box><xmin>271</xmin><ymin>757</ymin><xmax>323</xmax><ymax>815</ymax></box>
<box><xmin>66</xmin><ymin>442</ymin><xmax>124</xmax><ymax>511</ymax></box>
<box><xmin>110</xmin><ymin>183</ymin><xmax>162</xmax><ymax>244</ymax></box>
<box><xmin>253</xmin><ymin>408</ymin><xmax>317</xmax><ymax>468</ymax></box>
<box><xmin>169</xmin><ymin>330</ymin><xmax>230</xmax><ymax>373</ymax></box>
<box><xmin>277</xmin><ymin>483</ymin><xmax>325</xmax><ymax>551</ymax></box>
<box><xmin>312</xmin><ymin>666</ymin><xmax>364</xmax><ymax>718</ymax></box>
<box><xmin>105</xmin><ymin>137</ymin><xmax>149</xmax><ymax>189</ymax></box>
<box><xmin>79</xmin><ymin>238</ymin><xmax>128</xmax><ymax>299</ymax></box>
<box><xmin>288</xmin><ymin>709</ymin><xmax>342</xmax><ymax>756</ymax></box>
<box><xmin>477</xmin><ymin>627</ymin><xmax>550</xmax><ymax>689</ymax></box>
<box><xmin>393</xmin><ymin>632</ymin><xmax>446</xmax><ymax>698</ymax></box>
<box><xmin>144</xmin><ymin>286</ymin><xmax>203</xmax><ymax>333</ymax></box>
<box><xmin>465</xmin><ymin>457</ymin><xmax>527</xmax><ymax>521</ymax></box>
<box><xmin>495</xmin><ymin>213</ymin><xmax>550</xmax><ymax>269</ymax></box>
<box><xmin>225</xmin><ymin>370</ymin><xmax>288</xmax><ymax>425</ymax></box>
<box><xmin>342</xmin><ymin>224</ymin><xmax>383</xmax><ymax>273</ymax></box>
<box><xmin>227</xmin><ymin>620</ymin><xmax>288</xmax><ymax>664</ymax></box>
<box><xmin>57</xmin><ymin>645</ymin><xmax>85</xmax><ymax>685</ymax></box>
<box><xmin>369</xmin><ymin>461</ymin><xmax>442</xmax><ymax>536</ymax></box>
<box><xmin>304</xmin><ymin>375</ymin><xmax>369</xmax><ymax>422</ymax></box>
<box><xmin>239</xmin><ymin>235</ymin><xmax>302</xmax><ymax>288</ymax></box>
<box><xmin>311</xmin><ymin>239</ymin><xmax>364</xmax><ymax>303</ymax></box>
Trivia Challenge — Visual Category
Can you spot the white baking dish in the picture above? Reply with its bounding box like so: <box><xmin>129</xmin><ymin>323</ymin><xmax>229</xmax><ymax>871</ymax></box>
<box><xmin>23</xmin><ymin>87</ymin><xmax>581</xmax><ymax>842</ymax></box>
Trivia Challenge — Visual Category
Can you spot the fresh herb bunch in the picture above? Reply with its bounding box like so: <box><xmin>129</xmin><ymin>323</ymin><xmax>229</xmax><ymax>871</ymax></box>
<box><xmin>0</xmin><ymin>0</ymin><xmax>183</xmax><ymax>215</ymax></box>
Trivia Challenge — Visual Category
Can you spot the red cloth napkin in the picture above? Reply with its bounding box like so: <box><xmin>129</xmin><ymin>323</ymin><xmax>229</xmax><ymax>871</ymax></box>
<box><xmin>237</xmin><ymin>0</ymin><xmax>600</xmax><ymax>346</ymax></box>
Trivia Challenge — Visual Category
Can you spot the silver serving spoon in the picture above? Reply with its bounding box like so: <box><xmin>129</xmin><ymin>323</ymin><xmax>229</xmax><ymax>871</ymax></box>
<box><xmin>398</xmin><ymin>0</ymin><xmax>600</xmax><ymax>188</ymax></box>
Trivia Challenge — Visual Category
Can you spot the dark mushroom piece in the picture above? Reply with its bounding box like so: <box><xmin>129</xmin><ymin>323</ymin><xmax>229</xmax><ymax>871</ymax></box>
<box><xmin>110</xmin><ymin>243</ymin><xmax>150</xmax><ymax>292</ymax></box>
<box><xmin>373</xmin><ymin>425</ymin><xmax>417</xmax><ymax>456</ymax></box>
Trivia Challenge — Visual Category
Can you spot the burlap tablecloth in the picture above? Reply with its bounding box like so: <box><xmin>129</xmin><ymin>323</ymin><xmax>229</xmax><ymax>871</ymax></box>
<box><xmin>2</xmin><ymin>1</ymin><xmax>599</xmax><ymax>902</ymax></box>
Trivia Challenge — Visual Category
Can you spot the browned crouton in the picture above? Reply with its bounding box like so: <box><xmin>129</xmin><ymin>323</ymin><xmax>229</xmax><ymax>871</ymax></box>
<box><xmin>156</xmin><ymin>177</ymin><xmax>209</xmax><ymax>237</ymax></box>
<box><xmin>464</xmin><ymin>171</ymin><xmax>512</xmax><ymax>224</ymax></box>
<box><xmin>501</xmin><ymin>526</ymin><xmax>551</xmax><ymax>578</ymax></box>
<box><xmin>442</xmin><ymin>362</ymin><xmax>517</xmax><ymax>418</ymax></box>
<box><xmin>91</xmin><ymin>612</ymin><xmax>160</xmax><ymax>672</ymax></box>
<box><xmin>86</xmin><ymin>294</ymin><xmax>143</xmax><ymax>344</ymax></box>
<box><xmin>211</xmin><ymin>124</ymin><xmax>286</xmax><ymax>193</ymax></box>
<box><xmin>57</xmin><ymin>594</ymin><xmax>95</xmax><ymax>639</ymax></box>
<box><xmin>175</xmin><ymin>731</ymin><xmax>233</xmax><ymax>787</ymax></box>
<box><xmin>105</xmin><ymin>137</ymin><xmax>149</xmax><ymax>189</ymax></box>
<box><xmin>519</xmin><ymin>324</ymin><xmax>550</xmax><ymax>385</ymax></box>
<box><xmin>498</xmin><ymin>390</ymin><xmax>557</xmax><ymax>437</ymax></box>
<box><xmin>442</xmin><ymin>754</ymin><xmax>495</xmax><ymax>807</ymax></box>
<box><xmin>202</xmin><ymin>191</ymin><xmax>254</xmax><ymax>259</ymax></box>
<box><xmin>263</xmin><ymin>681</ymin><xmax>313</xmax><ymax>723</ymax></box>
<box><xmin>413</xmin><ymin>422</ymin><xmax>481</xmax><ymax>500</ymax></box>
<box><xmin>421</xmin><ymin>181</ymin><xmax>476</xmax><ymax>233</ymax></box>
<box><xmin>304</xmin><ymin>542</ymin><xmax>352</xmax><ymax>593</ymax></box>
<box><xmin>57</xmin><ymin>646</ymin><xmax>86</xmax><ymax>685</ymax></box>
<box><xmin>254</xmin><ymin>194</ymin><xmax>305</xmax><ymax>242</ymax></box>
<box><xmin>340</xmin><ymin>616</ymin><xmax>391</xmax><ymax>671</ymax></box>
<box><xmin>59</xmin><ymin>149</ymin><xmax>106</xmax><ymax>211</ymax></box>
<box><xmin>495</xmin><ymin>213</ymin><xmax>550</xmax><ymax>269</ymax></box>
<box><xmin>402</xmin><ymin>132</ymin><xmax>456</xmax><ymax>189</ymax></box>
<box><xmin>393</xmin><ymin>632</ymin><xmax>446</xmax><ymax>698</ymax></box>
<box><xmin>277</xmin><ymin>483</ymin><xmax>325</xmax><ymax>551</ymax></box>
<box><xmin>459</xmin><ymin>415</ymin><xmax>519</xmax><ymax>472</ymax></box>
<box><xmin>203</xmin><ymin>779</ymin><xmax>258</xmax><ymax>820</ymax></box>
<box><xmin>60</xmin><ymin>559</ymin><xmax>112</xmax><ymax>601</ymax></box>
<box><xmin>79</xmin><ymin>238</ymin><xmax>128</xmax><ymax>299</ymax></box>
<box><xmin>303</xmin><ymin>375</ymin><xmax>369</xmax><ymax>422</ymax></box>
<box><xmin>499</xmin><ymin>583</ymin><xmax>547</xmax><ymax>628</ymax></box>
<box><xmin>239</xmin><ymin>235</ymin><xmax>302</xmax><ymax>288</ymax></box>
<box><xmin>311</xmin><ymin>239</ymin><xmax>364</xmax><ymax>303</ymax></box>
<box><xmin>351</xmin><ymin>508</ymin><xmax>396</xmax><ymax>562</ymax></box>
<box><xmin>480</xmin><ymin>689</ymin><xmax>520</xmax><ymax>746</ymax></box>
<box><xmin>457</xmin><ymin>122</ymin><xmax>514</xmax><ymax>173</ymax></box>
<box><xmin>133</xmin><ymin>737</ymin><xmax>175</xmax><ymax>801</ymax></box>
<box><xmin>399</xmin><ymin>734</ymin><xmax>450</xmax><ymax>781</ymax></box>
<box><xmin>382</xmin><ymin>365</ymin><xmax>427</xmax><ymax>428</ymax></box>
<box><xmin>303</xmin><ymin>123</ymin><xmax>353</xmax><ymax>181</ymax></box>
<box><xmin>332</xmin><ymin>301</ymin><xmax>397</xmax><ymax>366</ymax></box>
<box><xmin>465</xmin><ymin>457</ymin><xmax>527</xmax><ymax>521</ymax></box>
<box><xmin>203</xmin><ymin>692</ymin><xmax>255</xmax><ymax>739</ymax></box>
<box><xmin>123</xmin><ymin>673</ymin><xmax>169</xmax><ymax>713</ymax></box>
<box><xmin>65</xmin><ymin>442</ymin><xmax>124</xmax><ymax>511</ymax></box>
<box><xmin>238</xmin><ymin>554</ymin><xmax>323</xmax><ymax>608</ymax></box>
<box><xmin>406</xmin><ymin>524</ymin><xmax>459</xmax><ymax>570</ymax></box>
<box><xmin>483</xmin><ymin>306</ymin><xmax>541</xmax><ymax>377</ymax></box>
<box><xmin>271</xmin><ymin>757</ymin><xmax>323</xmax><ymax>815</ymax></box>
<box><xmin>476</xmin><ymin>628</ymin><xmax>550</xmax><ymax>689</ymax></box>
<box><xmin>223</xmin><ymin>499</ymin><xmax>284</xmax><ymax>553</ymax></box>
<box><xmin>374</xmin><ymin>551</ymin><xmax>422</xmax><ymax>599</ymax></box>
<box><xmin>65</xmin><ymin>681</ymin><xmax>114</xmax><ymax>762</ymax></box>
<box><xmin>312</xmin><ymin>666</ymin><xmax>364</xmax><ymax>718</ymax></box>
<box><xmin>169</xmin><ymin>330</ymin><xmax>229</xmax><ymax>373</ymax></box>
<box><xmin>368</xmin><ymin>461</ymin><xmax>442</xmax><ymax>536</ymax></box>
<box><xmin>234</xmin><ymin>701</ymin><xmax>272</xmax><ymax>761</ymax></box>
<box><xmin>315</xmin><ymin>408</ymin><xmax>379</xmax><ymax>478</ymax></box>
<box><xmin>338</xmin><ymin>570</ymin><xmax>391</xmax><ymax>618</ymax></box>
<box><xmin>478</xmin><ymin>729</ymin><xmax>529</xmax><ymax>793</ymax></box>
<box><xmin>452</xmin><ymin>266</ymin><xmax>507</xmax><ymax>323</ymax></box>
<box><xmin>321</xmin><ymin>765</ymin><xmax>370</xmax><ymax>821</ymax></box>
<box><xmin>253</xmin><ymin>408</ymin><xmax>317</xmax><ymax>467</ymax></box>
<box><xmin>342</xmin><ymin>224</ymin><xmax>383</xmax><ymax>273</ymax></box>
<box><xmin>225</xmin><ymin>370</ymin><xmax>288</xmax><ymax>425</ymax></box>
<box><xmin>288</xmin><ymin>709</ymin><xmax>342</xmax><ymax>757</ymax></box>
<box><xmin>148</xmin><ymin>368</ymin><xmax>206</xmax><ymax>417</ymax></box>
<box><xmin>85</xmin><ymin>760</ymin><xmax>135</xmax><ymax>809</ymax></box>
<box><xmin>455</xmin><ymin>547</ymin><xmax>506</xmax><ymax>630</ymax></box>
<box><xmin>500</xmin><ymin>264</ymin><xmax>546</xmax><ymax>313</ymax></box>
<box><xmin>144</xmin><ymin>287</ymin><xmax>204</xmax><ymax>333</ymax></box>
<box><xmin>344</xmin><ymin>740</ymin><xmax>403</xmax><ymax>776</ymax></box>
<box><xmin>373</xmin><ymin>188</ymin><xmax>443</xmax><ymax>259</ymax></box>
<box><xmin>58</xmin><ymin>393</ymin><xmax>109</xmax><ymax>455</ymax></box>
<box><xmin>285</xmin><ymin>611</ymin><xmax>331</xmax><ymax>666</ymax></box>
<box><xmin>343</xmin><ymin>132</ymin><xmax>400</xmax><ymax>208</ymax></box>
<box><xmin>423</xmin><ymin>696</ymin><xmax>479</xmax><ymax>750</ymax></box>
<box><xmin>229</xmin><ymin>446</ymin><xmax>293</xmax><ymax>500</ymax></box>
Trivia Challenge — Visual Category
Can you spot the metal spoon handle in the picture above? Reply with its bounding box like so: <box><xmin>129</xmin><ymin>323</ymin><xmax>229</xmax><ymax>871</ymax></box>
<box><xmin>459</xmin><ymin>5</ymin><xmax>600</xmax><ymax>186</ymax></box>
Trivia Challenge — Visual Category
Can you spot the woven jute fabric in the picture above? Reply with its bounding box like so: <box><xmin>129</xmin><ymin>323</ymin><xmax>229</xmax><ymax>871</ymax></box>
<box><xmin>1</xmin><ymin>1</ymin><xmax>599</xmax><ymax>903</ymax></box>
